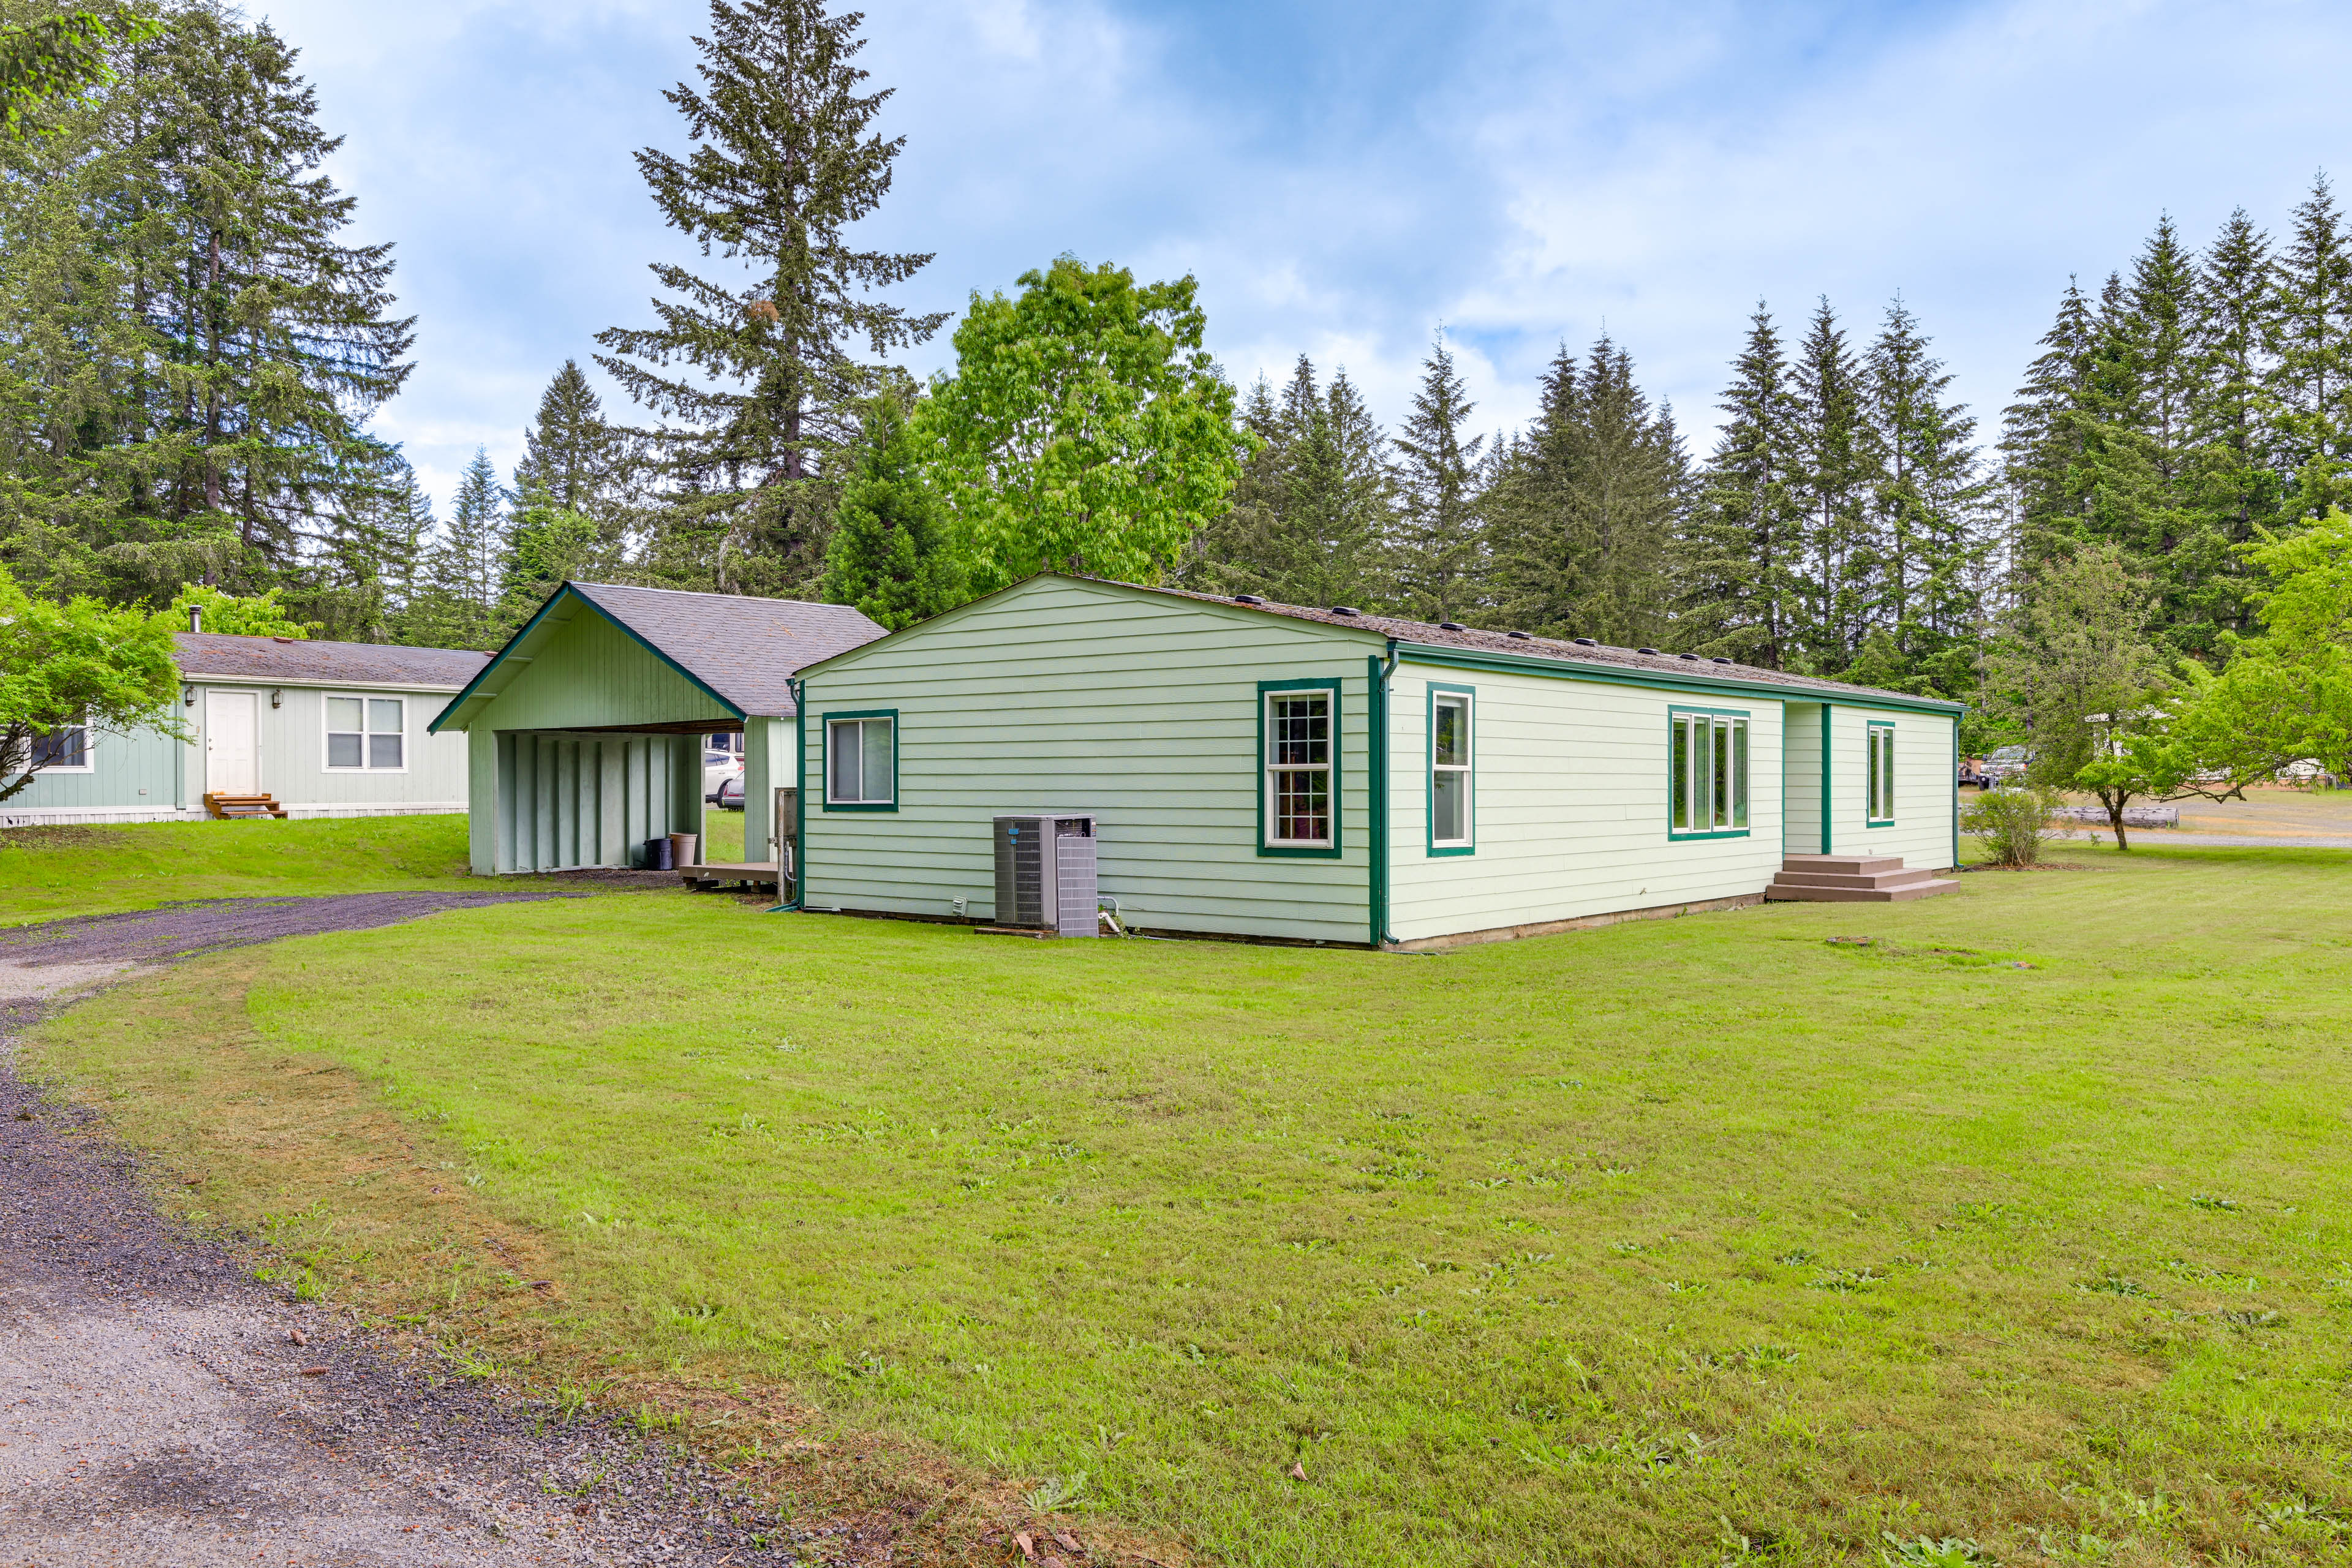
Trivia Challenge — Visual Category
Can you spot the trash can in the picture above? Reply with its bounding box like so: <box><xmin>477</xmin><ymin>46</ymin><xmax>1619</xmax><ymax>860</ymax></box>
<box><xmin>668</xmin><ymin>831</ymin><xmax>699</xmax><ymax>868</ymax></box>
<box><xmin>644</xmin><ymin>836</ymin><xmax>673</xmax><ymax>871</ymax></box>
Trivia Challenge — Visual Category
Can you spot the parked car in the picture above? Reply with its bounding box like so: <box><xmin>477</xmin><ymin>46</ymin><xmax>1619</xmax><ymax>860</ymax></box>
<box><xmin>703</xmin><ymin>747</ymin><xmax>744</xmax><ymax>804</ymax></box>
<box><xmin>1980</xmin><ymin>745</ymin><xmax>2030</xmax><ymax>786</ymax></box>
<box><xmin>714</xmin><ymin>774</ymin><xmax>745</xmax><ymax>812</ymax></box>
<box><xmin>1958</xmin><ymin>756</ymin><xmax>1991</xmax><ymax>789</ymax></box>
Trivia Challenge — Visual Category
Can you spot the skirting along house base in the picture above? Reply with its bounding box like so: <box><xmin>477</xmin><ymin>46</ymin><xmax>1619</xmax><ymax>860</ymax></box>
<box><xmin>785</xmin><ymin>575</ymin><xmax>1964</xmax><ymax>950</ymax></box>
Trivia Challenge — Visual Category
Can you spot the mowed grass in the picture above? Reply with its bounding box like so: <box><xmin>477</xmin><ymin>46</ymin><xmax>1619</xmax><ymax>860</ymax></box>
<box><xmin>0</xmin><ymin>813</ymin><xmax>472</xmax><ymax>924</ymax></box>
<box><xmin>26</xmin><ymin>847</ymin><xmax>2352</xmax><ymax>1566</ymax></box>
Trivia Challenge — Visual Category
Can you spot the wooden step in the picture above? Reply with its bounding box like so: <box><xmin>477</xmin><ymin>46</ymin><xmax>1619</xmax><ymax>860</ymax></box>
<box><xmin>203</xmin><ymin>793</ymin><xmax>288</xmax><ymax>820</ymax></box>
<box><xmin>680</xmin><ymin>860</ymin><xmax>781</xmax><ymax>891</ymax></box>
<box><xmin>1763</xmin><ymin>852</ymin><xmax>1958</xmax><ymax>903</ymax></box>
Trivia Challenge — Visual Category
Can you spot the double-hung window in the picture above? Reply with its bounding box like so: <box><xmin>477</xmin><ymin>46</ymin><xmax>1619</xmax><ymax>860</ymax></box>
<box><xmin>28</xmin><ymin>720</ymin><xmax>89</xmax><ymax>772</ymax></box>
<box><xmin>1429</xmin><ymin>687</ymin><xmax>1472</xmax><ymax>853</ymax></box>
<box><xmin>825</xmin><ymin>712</ymin><xmax>897</xmax><ymax>809</ymax></box>
<box><xmin>1261</xmin><ymin>684</ymin><xmax>1336</xmax><ymax>853</ymax></box>
<box><xmin>1866</xmin><ymin>722</ymin><xmax>1896</xmax><ymax>825</ymax></box>
<box><xmin>326</xmin><ymin>696</ymin><xmax>404</xmax><ymax>770</ymax></box>
<box><xmin>1668</xmin><ymin>707</ymin><xmax>1748</xmax><ymax>838</ymax></box>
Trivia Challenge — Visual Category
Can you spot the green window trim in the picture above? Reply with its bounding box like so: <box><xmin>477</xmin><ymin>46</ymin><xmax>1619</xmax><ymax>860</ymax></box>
<box><xmin>1866</xmin><ymin>720</ymin><xmax>1896</xmax><ymax>826</ymax></box>
<box><xmin>1668</xmin><ymin>704</ymin><xmax>1751</xmax><ymax>840</ymax></box>
<box><xmin>1425</xmin><ymin>682</ymin><xmax>1474</xmax><ymax>856</ymax></box>
<box><xmin>1257</xmin><ymin>677</ymin><xmax>1343</xmax><ymax>859</ymax></box>
<box><xmin>820</xmin><ymin>708</ymin><xmax>899</xmax><ymax>812</ymax></box>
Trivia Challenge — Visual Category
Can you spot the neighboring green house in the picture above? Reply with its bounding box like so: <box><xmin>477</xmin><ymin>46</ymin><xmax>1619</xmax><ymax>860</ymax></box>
<box><xmin>788</xmin><ymin>575</ymin><xmax>1964</xmax><ymax>948</ymax></box>
<box><xmin>430</xmin><ymin>581</ymin><xmax>885</xmax><ymax>873</ymax></box>
<box><xmin>1</xmin><ymin>632</ymin><xmax>486</xmax><ymax>827</ymax></box>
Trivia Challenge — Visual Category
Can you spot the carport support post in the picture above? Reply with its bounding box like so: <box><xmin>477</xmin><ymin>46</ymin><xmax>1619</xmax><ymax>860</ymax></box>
<box><xmin>669</xmin><ymin>734</ymin><xmax>704</xmax><ymax>865</ymax></box>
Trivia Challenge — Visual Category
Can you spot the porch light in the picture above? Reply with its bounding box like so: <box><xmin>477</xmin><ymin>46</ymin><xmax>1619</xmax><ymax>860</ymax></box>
<box><xmin>182</xmin><ymin>684</ymin><xmax>196</xmax><ymax>706</ymax></box>
<box><xmin>270</xmin><ymin>688</ymin><xmax>282</xmax><ymax>709</ymax></box>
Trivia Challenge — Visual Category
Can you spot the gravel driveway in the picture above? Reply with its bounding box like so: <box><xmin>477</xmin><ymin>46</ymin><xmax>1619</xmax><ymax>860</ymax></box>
<box><xmin>0</xmin><ymin>895</ymin><xmax>804</xmax><ymax>1567</ymax></box>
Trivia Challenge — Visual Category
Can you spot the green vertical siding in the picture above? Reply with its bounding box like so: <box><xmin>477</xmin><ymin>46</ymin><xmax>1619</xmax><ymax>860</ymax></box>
<box><xmin>799</xmin><ymin>578</ymin><xmax>1379</xmax><ymax>944</ymax></box>
<box><xmin>1383</xmin><ymin>663</ymin><xmax>1788</xmax><ymax>943</ymax></box>
<box><xmin>486</xmin><ymin>731</ymin><xmax>693</xmax><ymax>873</ymax></box>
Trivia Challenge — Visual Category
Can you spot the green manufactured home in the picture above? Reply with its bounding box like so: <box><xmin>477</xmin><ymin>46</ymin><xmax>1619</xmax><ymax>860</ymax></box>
<box><xmin>431</xmin><ymin>582</ymin><xmax>884</xmax><ymax>873</ymax></box>
<box><xmin>789</xmin><ymin>575</ymin><xmax>1964</xmax><ymax>948</ymax></box>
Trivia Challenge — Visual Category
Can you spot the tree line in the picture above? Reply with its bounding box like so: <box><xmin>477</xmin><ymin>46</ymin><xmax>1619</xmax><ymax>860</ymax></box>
<box><xmin>0</xmin><ymin>0</ymin><xmax>2346</xmax><ymax>802</ymax></box>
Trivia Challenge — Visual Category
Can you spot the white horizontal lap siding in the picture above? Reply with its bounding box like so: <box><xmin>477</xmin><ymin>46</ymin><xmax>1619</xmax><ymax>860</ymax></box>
<box><xmin>1781</xmin><ymin>701</ymin><xmax>1825</xmax><ymax>855</ymax></box>
<box><xmin>1828</xmin><ymin>702</ymin><xmax>1957</xmax><ymax>868</ymax></box>
<box><xmin>801</xmin><ymin>579</ymin><xmax>1375</xmax><ymax>943</ymax></box>
<box><xmin>1385</xmin><ymin>665</ymin><xmax>1785</xmax><ymax>944</ymax></box>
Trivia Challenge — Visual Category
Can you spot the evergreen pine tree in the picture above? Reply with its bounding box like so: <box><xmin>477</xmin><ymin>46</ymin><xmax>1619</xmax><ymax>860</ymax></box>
<box><xmin>2180</xmin><ymin>208</ymin><xmax>2282</xmax><ymax>646</ymax></box>
<box><xmin>2266</xmin><ymin>173</ymin><xmax>2352</xmax><ymax>522</ymax></box>
<box><xmin>595</xmin><ymin>0</ymin><xmax>946</xmax><ymax>597</ymax></box>
<box><xmin>420</xmin><ymin>449</ymin><xmax>508</xmax><ymax>648</ymax></box>
<box><xmin>514</xmin><ymin>359</ymin><xmax>631</xmax><ymax>537</ymax></box>
<box><xmin>817</xmin><ymin>393</ymin><xmax>964</xmax><ymax>628</ymax></box>
<box><xmin>1684</xmin><ymin>305</ymin><xmax>1804</xmax><ymax>666</ymax></box>
<box><xmin>1490</xmin><ymin>336</ymin><xmax>1685</xmax><ymax>647</ymax></box>
<box><xmin>1790</xmin><ymin>298</ymin><xmax>1874</xmax><ymax>668</ymax></box>
<box><xmin>1389</xmin><ymin>333</ymin><xmax>1487</xmax><ymax>623</ymax></box>
<box><xmin>1862</xmin><ymin>296</ymin><xmax>1991</xmax><ymax>677</ymax></box>
<box><xmin>2002</xmin><ymin>277</ymin><xmax>2100</xmax><ymax>568</ymax></box>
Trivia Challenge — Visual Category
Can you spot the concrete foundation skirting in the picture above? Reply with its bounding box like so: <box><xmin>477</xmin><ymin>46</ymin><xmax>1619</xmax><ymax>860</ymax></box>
<box><xmin>2</xmin><ymin>802</ymin><xmax>465</xmax><ymax>828</ymax></box>
<box><xmin>1388</xmin><ymin>892</ymin><xmax>1767</xmax><ymax>952</ymax></box>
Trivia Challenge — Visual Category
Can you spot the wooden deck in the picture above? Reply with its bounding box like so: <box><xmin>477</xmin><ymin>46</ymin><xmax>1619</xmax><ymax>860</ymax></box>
<box><xmin>680</xmin><ymin>860</ymin><xmax>782</xmax><ymax>892</ymax></box>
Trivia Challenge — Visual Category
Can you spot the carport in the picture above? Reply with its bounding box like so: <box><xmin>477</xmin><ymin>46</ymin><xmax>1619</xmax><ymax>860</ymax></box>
<box><xmin>429</xmin><ymin>582</ymin><xmax>884</xmax><ymax>875</ymax></box>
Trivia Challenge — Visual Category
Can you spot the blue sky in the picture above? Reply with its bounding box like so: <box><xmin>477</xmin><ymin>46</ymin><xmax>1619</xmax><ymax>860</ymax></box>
<box><xmin>257</xmin><ymin>0</ymin><xmax>2352</xmax><ymax>516</ymax></box>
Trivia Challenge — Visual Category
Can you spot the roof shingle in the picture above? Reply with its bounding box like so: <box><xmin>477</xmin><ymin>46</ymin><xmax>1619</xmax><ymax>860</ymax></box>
<box><xmin>565</xmin><ymin>582</ymin><xmax>885</xmax><ymax>717</ymax></box>
<box><xmin>175</xmin><ymin>633</ymin><xmax>490</xmax><ymax>690</ymax></box>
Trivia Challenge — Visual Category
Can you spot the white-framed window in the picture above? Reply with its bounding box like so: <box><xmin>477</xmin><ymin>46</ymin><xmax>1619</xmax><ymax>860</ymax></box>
<box><xmin>1867</xmin><ymin>722</ymin><xmax>1896</xmax><ymax>824</ymax></box>
<box><xmin>1430</xmin><ymin>688</ymin><xmax>1472</xmax><ymax>851</ymax></box>
<box><xmin>824</xmin><ymin>713</ymin><xmax>896</xmax><ymax>808</ymax></box>
<box><xmin>326</xmin><ymin>695</ymin><xmax>405</xmax><ymax>771</ymax></box>
<box><xmin>1263</xmin><ymin>686</ymin><xmax>1335</xmax><ymax>850</ymax></box>
<box><xmin>1669</xmin><ymin>707</ymin><xmax>1748</xmax><ymax>837</ymax></box>
<box><xmin>28</xmin><ymin>720</ymin><xmax>91</xmax><ymax>773</ymax></box>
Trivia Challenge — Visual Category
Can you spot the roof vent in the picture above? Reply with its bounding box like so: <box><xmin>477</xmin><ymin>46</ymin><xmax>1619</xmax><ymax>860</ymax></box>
<box><xmin>273</xmin><ymin>636</ymin><xmax>294</xmax><ymax>644</ymax></box>
<box><xmin>1438</xmin><ymin>620</ymin><xmax>1466</xmax><ymax>631</ymax></box>
<box><xmin>1234</xmin><ymin>594</ymin><xmax>1264</xmax><ymax>605</ymax></box>
<box><xmin>1572</xmin><ymin>636</ymin><xmax>1597</xmax><ymax>647</ymax></box>
<box><xmin>1713</xmin><ymin>657</ymin><xmax>1733</xmax><ymax>665</ymax></box>
<box><xmin>1506</xmin><ymin>630</ymin><xmax>1532</xmax><ymax>640</ymax></box>
<box><xmin>1638</xmin><ymin>647</ymin><xmax>1660</xmax><ymax>655</ymax></box>
<box><xmin>189</xmin><ymin>606</ymin><xmax>202</xmax><ymax>634</ymax></box>
<box><xmin>1330</xmin><ymin>606</ymin><xmax>1362</xmax><ymax>617</ymax></box>
<box><xmin>1678</xmin><ymin>652</ymin><xmax>1699</xmax><ymax>661</ymax></box>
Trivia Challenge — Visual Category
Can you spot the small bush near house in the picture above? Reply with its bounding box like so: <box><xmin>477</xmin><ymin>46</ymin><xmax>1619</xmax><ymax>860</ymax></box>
<box><xmin>1961</xmin><ymin>780</ymin><xmax>2063</xmax><ymax>866</ymax></box>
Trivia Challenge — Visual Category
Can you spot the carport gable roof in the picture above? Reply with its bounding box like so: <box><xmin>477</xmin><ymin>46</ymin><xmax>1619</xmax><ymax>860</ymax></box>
<box><xmin>429</xmin><ymin>581</ymin><xmax>886</xmax><ymax>733</ymax></box>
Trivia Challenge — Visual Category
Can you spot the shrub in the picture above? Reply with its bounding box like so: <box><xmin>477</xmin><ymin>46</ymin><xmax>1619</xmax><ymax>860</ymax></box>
<box><xmin>1961</xmin><ymin>781</ymin><xmax>2062</xmax><ymax>867</ymax></box>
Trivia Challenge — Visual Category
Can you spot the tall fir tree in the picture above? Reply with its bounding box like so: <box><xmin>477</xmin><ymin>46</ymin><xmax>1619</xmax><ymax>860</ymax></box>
<box><xmin>1489</xmin><ymin>336</ymin><xmax>1686</xmax><ymax>648</ymax></box>
<box><xmin>1388</xmin><ymin>333</ymin><xmax>1488</xmax><ymax>624</ymax></box>
<box><xmin>2266</xmin><ymin>173</ymin><xmax>2352</xmax><ymax>523</ymax></box>
<box><xmin>2002</xmin><ymin>277</ymin><xmax>2100</xmax><ymax>570</ymax></box>
<box><xmin>1861</xmin><ymin>296</ymin><xmax>1990</xmax><ymax>678</ymax></box>
<box><xmin>595</xmin><ymin>0</ymin><xmax>946</xmax><ymax>598</ymax></box>
<box><xmin>818</xmin><ymin>393</ymin><xmax>964</xmax><ymax>628</ymax></box>
<box><xmin>514</xmin><ymin>359</ymin><xmax>632</xmax><ymax>543</ymax></box>
<box><xmin>2179</xmin><ymin>208</ymin><xmax>2281</xmax><ymax>647</ymax></box>
<box><xmin>417</xmin><ymin>449</ymin><xmax>507</xmax><ymax>649</ymax></box>
<box><xmin>1789</xmin><ymin>298</ymin><xmax>1874</xmax><ymax>669</ymax></box>
<box><xmin>1684</xmin><ymin>305</ymin><xmax>1804</xmax><ymax>666</ymax></box>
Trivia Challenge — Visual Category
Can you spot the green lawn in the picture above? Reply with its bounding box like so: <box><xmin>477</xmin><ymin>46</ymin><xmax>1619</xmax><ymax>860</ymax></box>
<box><xmin>0</xmin><ymin>813</ymin><xmax>475</xmax><ymax>924</ymax></box>
<box><xmin>26</xmin><ymin>846</ymin><xmax>2352</xmax><ymax>1567</ymax></box>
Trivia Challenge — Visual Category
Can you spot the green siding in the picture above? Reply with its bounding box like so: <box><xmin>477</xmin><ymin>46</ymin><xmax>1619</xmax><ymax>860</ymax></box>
<box><xmin>799</xmin><ymin>578</ymin><xmax>1376</xmax><ymax>944</ymax></box>
<box><xmin>459</xmin><ymin>608</ymin><xmax>731</xmax><ymax>733</ymax></box>
<box><xmin>1384</xmin><ymin>663</ymin><xmax>1787</xmax><ymax>943</ymax></box>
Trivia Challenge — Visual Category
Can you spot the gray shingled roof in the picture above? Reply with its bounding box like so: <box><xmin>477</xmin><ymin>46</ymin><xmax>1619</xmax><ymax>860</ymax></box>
<box><xmin>175</xmin><ymin>632</ymin><xmax>491</xmax><ymax>690</ymax></box>
<box><xmin>565</xmin><ymin>582</ymin><xmax>886</xmax><ymax>717</ymax></box>
<box><xmin>1137</xmin><ymin>582</ymin><xmax>1963</xmax><ymax>709</ymax></box>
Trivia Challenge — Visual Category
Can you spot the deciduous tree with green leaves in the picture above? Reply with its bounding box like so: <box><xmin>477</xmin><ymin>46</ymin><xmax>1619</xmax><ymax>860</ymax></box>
<box><xmin>167</xmin><ymin>582</ymin><xmax>314</xmax><ymax>638</ymax></box>
<box><xmin>922</xmin><ymin>257</ymin><xmax>1248</xmax><ymax>593</ymax></box>
<box><xmin>0</xmin><ymin>562</ymin><xmax>179</xmax><ymax>801</ymax></box>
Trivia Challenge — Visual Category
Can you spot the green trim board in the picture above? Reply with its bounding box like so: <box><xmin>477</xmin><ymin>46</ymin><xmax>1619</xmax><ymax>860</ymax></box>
<box><xmin>1950</xmin><ymin>715</ymin><xmax>1961</xmax><ymax>870</ymax></box>
<box><xmin>1425</xmin><ymin>682</ymin><xmax>1476</xmax><ymax>857</ymax></box>
<box><xmin>429</xmin><ymin>582</ymin><xmax>748</xmax><ymax>734</ymax></box>
<box><xmin>1667</xmin><ymin>704</ymin><xmax>1752</xmax><ymax>842</ymax></box>
<box><xmin>1256</xmin><ymin>677</ymin><xmax>1343</xmax><ymax>859</ymax></box>
<box><xmin>819</xmin><ymin>707</ymin><xmax>899</xmax><ymax>812</ymax></box>
<box><xmin>1819</xmin><ymin>702</ymin><xmax>1833</xmax><ymax>855</ymax></box>
<box><xmin>1390</xmin><ymin>642</ymin><xmax>1965</xmax><ymax>717</ymax></box>
<box><xmin>1366</xmin><ymin>655</ymin><xmax>1392</xmax><ymax>946</ymax></box>
<box><xmin>1866</xmin><ymin>720</ymin><xmax>1896</xmax><ymax>827</ymax></box>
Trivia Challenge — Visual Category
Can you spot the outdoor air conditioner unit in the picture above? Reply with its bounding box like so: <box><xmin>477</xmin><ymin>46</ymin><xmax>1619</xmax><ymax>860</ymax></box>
<box><xmin>992</xmin><ymin>813</ymin><xmax>1097</xmax><ymax>937</ymax></box>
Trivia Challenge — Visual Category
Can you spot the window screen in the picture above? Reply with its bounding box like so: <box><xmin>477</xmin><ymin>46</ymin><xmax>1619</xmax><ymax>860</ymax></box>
<box><xmin>327</xmin><ymin>696</ymin><xmax>403</xmax><ymax>769</ymax></box>
<box><xmin>826</xmin><ymin>717</ymin><xmax>895</xmax><ymax>805</ymax></box>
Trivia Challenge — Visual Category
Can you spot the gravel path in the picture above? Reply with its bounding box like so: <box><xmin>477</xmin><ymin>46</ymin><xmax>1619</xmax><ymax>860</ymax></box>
<box><xmin>0</xmin><ymin>895</ymin><xmax>805</xmax><ymax>1567</ymax></box>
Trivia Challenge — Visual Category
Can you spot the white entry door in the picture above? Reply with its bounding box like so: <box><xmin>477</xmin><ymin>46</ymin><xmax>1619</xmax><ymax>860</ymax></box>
<box><xmin>206</xmin><ymin>691</ymin><xmax>258</xmax><ymax>795</ymax></box>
